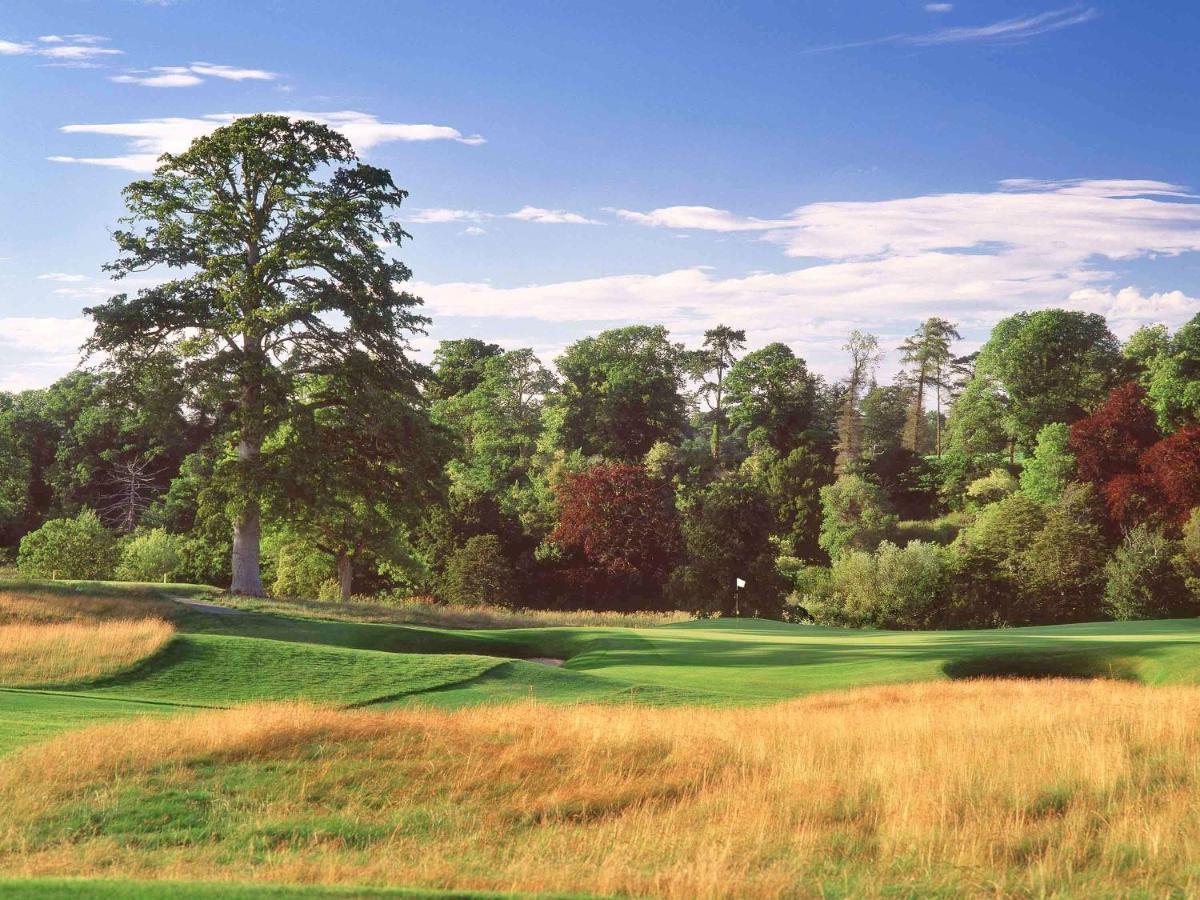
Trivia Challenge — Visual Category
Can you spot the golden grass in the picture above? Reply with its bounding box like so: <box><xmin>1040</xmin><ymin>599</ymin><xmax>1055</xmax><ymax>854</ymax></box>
<box><xmin>222</xmin><ymin>592</ymin><xmax>693</xmax><ymax>628</ymax></box>
<box><xmin>3</xmin><ymin>679</ymin><xmax>1200</xmax><ymax>896</ymax></box>
<box><xmin>0</xmin><ymin>618</ymin><xmax>175</xmax><ymax>687</ymax></box>
<box><xmin>0</xmin><ymin>589</ymin><xmax>176</xmax><ymax>626</ymax></box>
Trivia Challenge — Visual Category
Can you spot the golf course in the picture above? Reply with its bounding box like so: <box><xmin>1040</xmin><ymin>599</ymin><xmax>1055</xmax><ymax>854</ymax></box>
<box><xmin>3</xmin><ymin>579</ymin><xmax>1200</xmax><ymax>897</ymax></box>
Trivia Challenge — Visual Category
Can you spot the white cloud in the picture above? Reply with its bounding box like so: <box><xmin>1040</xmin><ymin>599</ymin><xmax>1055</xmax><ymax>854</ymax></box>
<box><xmin>804</xmin><ymin>5</ymin><xmax>1097</xmax><ymax>53</ymax></box>
<box><xmin>0</xmin><ymin>317</ymin><xmax>93</xmax><ymax>355</ymax></box>
<box><xmin>1066</xmin><ymin>287</ymin><xmax>1200</xmax><ymax>337</ymax></box>
<box><xmin>1</xmin><ymin>33</ymin><xmax>121</xmax><ymax>62</ymax></box>
<box><xmin>461</xmin><ymin>226</ymin><xmax>488</xmax><ymax>236</ymax></box>
<box><xmin>506</xmin><ymin>206</ymin><xmax>600</xmax><ymax>225</ymax></box>
<box><xmin>925</xmin><ymin>3</ymin><xmax>954</xmax><ymax>11</ymax></box>
<box><xmin>37</xmin><ymin>272</ymin><xmax>89</xmax><ymax>282</ymax></box>
<box><xmin>408</xmin><ymin>208</ymin><xmax>487</xmax><ymax>224</ymax></box>
<box><xmin>613</xmin><ymin>205</ymin><xmax>788</xmax><ymax>231</ymax></box>
<box><xmin>112</xmin><ymin>69</ymin><xmax>204</xmax><ymax>88</ymax></box>
<box><xmin>188</xmin><ymin>62</ymin><xmax>276</xmax><ymax>81</ymax></box>
<box><xmin>418</xmin><ymin>179</ymin><xmax>1200</xmax><ymax>377</ymax></box>
<box><xmin>111</xmin><ymin>62</ymin><xmax>278</xmax><ymax>88</ymax></box>
<box><xmin>50</xmin><ymin>110</ymin><xmax>485</xmax><ymax>172</ymax></box>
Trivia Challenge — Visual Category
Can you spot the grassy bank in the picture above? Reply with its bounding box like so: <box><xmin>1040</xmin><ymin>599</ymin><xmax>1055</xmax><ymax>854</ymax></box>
<box><xmin>3</xmin><ymin>680</ymin><xmax>1200</xmax><ymax>897</ymax></box>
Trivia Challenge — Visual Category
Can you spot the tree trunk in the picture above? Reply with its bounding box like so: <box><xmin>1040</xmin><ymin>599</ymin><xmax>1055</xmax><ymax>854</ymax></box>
<box><xmin>230</xmin><ymin>376</ymin><xmax>265</xmax><ymax>596</ymax></box>
<box><xmin>231</xmin><ymin>492</ymin><xmax>264</xmax><ymax>595</ymax></box>
<box><xmin>336</xmin><ymin>552</ymin><xmax>354</xmax><ymax>603</ymax></box>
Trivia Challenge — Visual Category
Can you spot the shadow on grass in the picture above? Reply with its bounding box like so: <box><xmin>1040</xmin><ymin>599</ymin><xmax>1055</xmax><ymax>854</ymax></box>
<box><xmin>943</xmin><ymin>651</ymin><xmax>1143</xmax><ymax>682</ymax></box>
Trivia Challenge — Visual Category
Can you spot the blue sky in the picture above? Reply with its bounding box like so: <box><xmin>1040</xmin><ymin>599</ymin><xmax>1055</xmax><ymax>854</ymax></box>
<box><xmin>4</xmin><ymin>0</ymin><xmax>1200</xmax><ymax>390</ymax></box>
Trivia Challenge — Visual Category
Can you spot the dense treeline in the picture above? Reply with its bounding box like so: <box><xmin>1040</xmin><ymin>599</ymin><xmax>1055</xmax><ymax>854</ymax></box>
<box><xmin>4</xmin><ymin>115</ymin><xmax>1200</xmax><ymax>626</ymax></box>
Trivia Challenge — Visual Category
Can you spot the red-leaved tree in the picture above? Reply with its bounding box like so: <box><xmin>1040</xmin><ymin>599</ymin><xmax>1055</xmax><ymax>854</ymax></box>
<box><xmin>1070</xmin><ymin>383</ymin><xmax>1161</xmax><ymax>484</ymax></box>
<box><xmin>1140</xmin><ymin>425</ymin><xmax>1200</xmax><ymax>524</ymax></box>
<box><xmin>551</xmin><ymin>463</ymin><xmax>682</xmax><ymax>607</ymax></box>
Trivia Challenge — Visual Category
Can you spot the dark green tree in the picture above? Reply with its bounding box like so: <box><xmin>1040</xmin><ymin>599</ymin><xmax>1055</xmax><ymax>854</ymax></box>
<box><xmin>898</xmin><ymin>317</ymin><xmax>960</xmax><ymax>455</ymax></box>
<box><xmin>724</xmin><ymin>342</ymin><xmax>816</xmax><ymax>454</ymax></box>
<box><xmin>552</xmin><ymin>325</ymin><xmax>687</xmax><ymax>461</ymax></box>
<box><xmin>264</xmin><ymin>374</ymin><xmax>446</xmax><ymax>601</ymax></box>
<box><xmin>691</xmin><ymin>325</ymin><xmax>746</xmax><ymax>462</ymax></box>
<box><xmin>834</xmin><ymin>331</ymin><xmax>881</xmax><ymax>474</ymax></box>
<box><xmin>429</xmin><ymin>338</ymin><xmax>504</xmax><ymax>402</ymax></box>
<box><xmin>85</xmin><ymin>114</ymin><xmax>425</xmax><ymax>595</ymax></box>
<box><xmin>974</xmin><ymin>309</ymin><xmax>1123</xmax><ymax>452</ymax></box>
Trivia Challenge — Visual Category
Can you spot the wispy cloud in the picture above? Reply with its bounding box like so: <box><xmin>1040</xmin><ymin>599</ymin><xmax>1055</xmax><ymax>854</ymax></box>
<box><xmin>506</xmin><ymin>206</ymin><xmax>601</xmax><ymax>225</ymax></box>
<box><xmin>409</xmin><ymin>206</ymin><xmax>600</xmax><ymax>226</ymax></box>
<box><xmin>421</xmin><ymin>179</ymin><xmax>1200</xmax><ymax>377</ymax></box>
<box><xmin>924</xmin><ymin>3</ymin><xmax>954</xmax><ymax>12</ymax></box>
<box><xmin>803</xmin><ymin>5</ymin><xmax>1098</xmax><ymax>54</ymax></box>
<box><xmin>49</xmin><ymin>111</ymin><xmax>486</xmax><ymax>172</ymax></box>
<box><xmin>112</xmin><ymin>61</ymin><xmax>278</xmax><ymax>88</ymax></box>
<box><xmin>0</xmin><ymin>33</ymin><xmax>121</xmax><ymax>65</ymax></box>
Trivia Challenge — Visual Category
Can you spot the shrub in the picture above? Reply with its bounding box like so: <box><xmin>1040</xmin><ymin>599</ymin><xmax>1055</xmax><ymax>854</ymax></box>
<box><xmin>1103</xmin><ymin>524</ymin><xmax>1191</xmax><ymax>620</ymax></box>
<box><xmin>818</xmin><ymin>475</ymin><xmax>898</xmax><ymax>560</ymax></box>
<box><xmin>965</xmin><ymin>468</ymin><xmax>1018</xmax><ymax>506</ymax></box>
<box><xmin>116</xmin><ymin>528</ymin><xmax>183</xmax><ymax>582</ymax></box>
<box><xmin>1178</xmin><ymin>508</ymin><xmax>1200</xmax><ymax>601</ymax></box>
<box><xmin>442</xmin><ymin>534</ymin><xmax>518</xmax><ymax>608</ymax></box>
<box><xmin>825</xmin><ymin>541</ymin><xmax>954</xmax><ymax>629</ymax></box>
<box><xmin>17</xmin><ymin>510</ymin><xmax>118</xmax><ymax>581</ymax></box>
<box><xmin>669</xmin><ymin>477</ymin><xmax>786</xmax><ymax>618</ymax></box>
<box><xmin>950</xmin><ymin>493</ymin><xmax>1046</xmax><ymax>625</ymax></box>
<box><xmin>272</xmin><ymin>541</ymin><xmax>333</xmax><ymax>599</ymax></box>
<box><xmin>1019</xmin><ymin>484</ymin><xmax>1108</xmax><ymax>623</ymax></box>
<box><xmin>1019</xmin><ymin>423</ymin><xmax>1076</xmax><ymax>503</ymax></box>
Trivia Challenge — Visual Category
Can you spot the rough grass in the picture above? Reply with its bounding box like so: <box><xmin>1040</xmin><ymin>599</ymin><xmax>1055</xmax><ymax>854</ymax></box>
<box><xmin>0</xmin><ymin>590</ymin><xmax>177</xmax><ymax>626</ymax></box>
<box><xmin>4</xmin><ymin>680</ymin><xmax>1200</xmax><ymax>897</ymax></box>
<box><xmin>218</xmin><ymin>593</ymin><xmax>692</xmax><ymax>629</ymax></box>
<box><xmin>0</xmin><ymin>620</ymin><xmax>175</xmax><ymax>687</ymax></box>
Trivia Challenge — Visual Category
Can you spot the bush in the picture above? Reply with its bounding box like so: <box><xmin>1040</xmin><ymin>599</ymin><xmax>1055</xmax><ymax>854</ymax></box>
<box><xmin>17</xmin><ymin>509</ymin><xmax>118</xmax><ymax>581</ymax></box>
<box><xmin>818</xmin><ymin>475</ymin><xmax>898</xmax><ymax>560</ymax></box>
<box><xmin>950</xmin><ymin>493</ymin><xmax>1046</xmax><ymax>626</ymax></box>
<box><xmin>824</xmin><ymin>541</ymin><xmax>954</xmax><ymax>629</ymax></box>
<box><xmin>668</xmin><ymin>477</ymin><xmax>786</xmax><ymax>618</ymax></box>
<box><xmin>1103</xmin><ymin>525</ymin><xmax>1192</xmax><ymax>620</ymax></box>
<box><xmin>271</xmin><ymin>540</ymin><xmax>333</xmax><ymax>599</ymax></box>
<box><xmin>116</xmin><ymin>528</ymin><xmax>183</xmax><ymax>582</ymax></box>
<box><xmin>442</xmin><ymin>534</ymin><xmax>518</xmax><ymax>608</ymax></box>
<box><xmin>1019</xmin><ymin>423</ymin><xmax>1076</xmax><ymax>503</ymax></box>
<box><xmin>966</xmin><ymin>468</ymin><xmax>1018</xmax><ymax>506</ymax></box>
<box><xmin>1179</xmin><ymin>508</ymin><xmax>1200</xmax><ymax>601</ymax></box>
<box><xmin>1020</xmin><ymin>484</ymin><xmax>1108</xmax><ymax>623</ymax></box>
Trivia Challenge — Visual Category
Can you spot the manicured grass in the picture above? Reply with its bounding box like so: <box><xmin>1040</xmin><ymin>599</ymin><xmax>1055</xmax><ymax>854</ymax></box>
<box><xmin>0</xmin><ymin>692</ymin><xmax>176</xmax><ymax>753</ymax></box>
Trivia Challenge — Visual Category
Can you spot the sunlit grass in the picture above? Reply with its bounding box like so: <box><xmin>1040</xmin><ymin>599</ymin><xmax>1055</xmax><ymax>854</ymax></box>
<box><xmin>3</xmin><ymin>679</ymin><xmax>1200</xmax><ymax>896</ymax></box>
<box><xmin>0</xmin><ymin>619</ymin><xmax>175</xmax><ymax>687</ymax></box>
<box><xmin>220</xmin><ymin>592</ymin><xmax>693</xmax><ymax>629</ymax></box>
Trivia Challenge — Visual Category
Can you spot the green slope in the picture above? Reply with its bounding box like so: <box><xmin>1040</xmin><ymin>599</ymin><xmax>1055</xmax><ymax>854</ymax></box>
<box><xmin>4</xmin><ymin>581</ymin><xmax>1200</xmax><ymax>754</ymax></box>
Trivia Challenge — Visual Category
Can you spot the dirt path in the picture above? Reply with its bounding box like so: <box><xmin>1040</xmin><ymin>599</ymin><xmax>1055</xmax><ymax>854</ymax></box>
<box><xmin>170</xmin><ymin>596</ymin><xmax>247</xmax><ymax>616</ymax></box>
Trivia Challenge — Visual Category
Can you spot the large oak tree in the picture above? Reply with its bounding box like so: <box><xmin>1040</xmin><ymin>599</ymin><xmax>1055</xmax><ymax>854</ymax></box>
<box><xmin>86</xmin><ymin>114</ymin><xmax>426</xmax><ymax>594</ymax></box>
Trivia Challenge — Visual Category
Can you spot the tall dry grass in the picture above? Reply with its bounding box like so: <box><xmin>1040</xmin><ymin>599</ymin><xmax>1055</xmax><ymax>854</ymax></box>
<box><xmin>0</xmin><ymin>618</ymin><xmax>174</xmax><ymax>686</ymax></box>
<box><xmin>3</xmin><ymin>679</ymin><xmax>1200</xmax><ymax>896</ymax></box>
<box><xmin>223</xmin><ymin>592</ymin><xmax>693</xmax><ymax>629</ymax></box>
<box><xmin>0</xmin><ymin>590</ymin><xmax>176</xmax><ymax>626</ymax></box>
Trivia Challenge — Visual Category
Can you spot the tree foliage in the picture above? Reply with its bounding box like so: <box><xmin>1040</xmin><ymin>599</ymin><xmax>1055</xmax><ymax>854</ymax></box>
<box><xmin>86</xmin><ymin>114</ymin><xmax>425</xmax><ymax>595</ymax></box>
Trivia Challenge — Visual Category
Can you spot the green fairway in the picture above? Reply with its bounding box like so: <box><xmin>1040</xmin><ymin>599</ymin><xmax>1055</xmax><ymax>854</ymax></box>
<box><xmin>3</xmin><ymin>581</ymin><xmax>1200</xmax><ymax>754</ymax></box>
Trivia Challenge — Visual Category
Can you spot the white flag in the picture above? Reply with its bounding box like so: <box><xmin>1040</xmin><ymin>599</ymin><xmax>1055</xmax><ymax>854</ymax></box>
<box><xmin>735</xmin><ymin>577</ymin><xmax>746</xmax><ymax>589</ymax></box>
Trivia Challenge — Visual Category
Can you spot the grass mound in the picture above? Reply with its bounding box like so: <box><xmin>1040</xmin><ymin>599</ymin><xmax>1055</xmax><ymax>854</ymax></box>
<box><xmin>0</xmin><ymin>619</ymin><xmax>175</xmax><ymax>688</ymax></box>
<box><xmin>4</xmin><ymin>680</ymin><xmax>1200</xmax><ymax>897</ymax></box>
<box><xmin>71</xmin><ymin>634</ymin><xmax>505</xmax><ymax>707</ymax></box>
